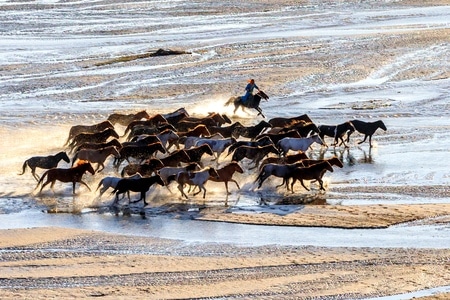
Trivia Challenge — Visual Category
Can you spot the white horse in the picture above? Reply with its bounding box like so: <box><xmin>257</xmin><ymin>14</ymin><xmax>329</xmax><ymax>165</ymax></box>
<box><xmin>95</xmin><ymin>173</ymin><xmax>142</xmax><ymax>198</ymax></box>
<box><xmin>157</xmin><ymin>163</ymin><xmax>201</xmax><ymax>187</ymax></box>
<box><xmin>182</xmin><ymin>133</ymin><xmax>224</xmax><ymax>149</ymax></box>
<box><xmin>194</xmin><ymin>137</ymin><xmax>236</xmax><ymax>162</ymax></box>
<box><xmin>175</xmin><ymin>167</ymin><xmax>220</xmax><ymax>199</ymax></box>
<box><xmin>277</xmin><ymin>135</ymin><xmax>324</xmax><ymax>156</ymax></box>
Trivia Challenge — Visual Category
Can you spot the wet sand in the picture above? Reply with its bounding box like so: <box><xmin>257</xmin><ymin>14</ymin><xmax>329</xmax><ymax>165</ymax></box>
<box><xmin>0</xmin><ymin>227</ymin><xmax>449</xmax><ymax>299</ymax></box>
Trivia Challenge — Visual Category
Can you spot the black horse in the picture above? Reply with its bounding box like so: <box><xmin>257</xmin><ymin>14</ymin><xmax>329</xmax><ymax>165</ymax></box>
<box><xmin>318</xmin><ymin>121</ymin><xmax>355</xmax><ymax>148</ymax></box>
<box><xmin>19</xmin><ymin>151</ymin><xmax>70</xmax><ymax>181</ymax></box>
<box><xmin>225</xmin><ymin>91</ymin><xmax>269</xmax><ymax>118</ymax></box>
<box><xmin>348</xmin><ymin>119</ymin><xmax>387</xmax><ymax>147</ymax></box>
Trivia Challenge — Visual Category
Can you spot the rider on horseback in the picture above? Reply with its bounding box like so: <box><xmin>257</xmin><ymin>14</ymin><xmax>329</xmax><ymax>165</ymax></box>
<box><xmin>242</xmin><ymin>79</ymin><xmax>260</xmax><ymax>106</ymax></box>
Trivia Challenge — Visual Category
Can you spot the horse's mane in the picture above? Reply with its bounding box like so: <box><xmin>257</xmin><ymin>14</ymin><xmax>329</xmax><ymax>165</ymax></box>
<box><xmin>74</xmin><ymin>160</ymin><xmax>89</xmax><ymax>167</ymax></box>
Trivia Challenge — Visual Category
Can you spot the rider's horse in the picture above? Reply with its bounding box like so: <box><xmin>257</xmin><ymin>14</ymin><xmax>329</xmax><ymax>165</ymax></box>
<box><xmin>225</xmin><ymin>91</ymin><xmax>269</xmax><ymax>118</ymax></box>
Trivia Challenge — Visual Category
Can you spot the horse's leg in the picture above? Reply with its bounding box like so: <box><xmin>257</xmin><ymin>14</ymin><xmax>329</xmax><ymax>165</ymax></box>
<box><xmin>224</xmin><ymin>181</ymin><xmax>229</xmax><ymax>195</ymax></box>
<box><xmin>368</xmin><ymin>135</ymin><xmax>373</xmax><ymax>148</ymax></box>
<box><xmin>178</xmin><ymin>184</ymin><xmax>188</xmax><ymax>199</ymax></box>
<box><xmin>230</xmin><ymin>179</ymin><xmax>240</xmax><ymax>190</ymax></box>
<box><xmin>39</xmin><ymin>180</ymin><xmax>52</xmax><ymax>193</ymax></box>
<box><xmin>318</xmin><ymin>179</ymin><xmax>325</xmax><ymax>191</ymax></box>
<box><xmin>78</xmin><ymin>180</ymin><xmax>92</xmax><ymax>192</ymax></box>
<box><xmin>255</xmin><ymin>107</ymin><xmax>265</xmax><ymax>118</ymax></box>
<box><xmin>300</xmin><ymin>179</ymin><xmax>310</xmax><ymax>191</ymax></box>
<box><xmin>97</xmin><ymin>163</ymin><xmax>104</xmax><ymax>173</ymax></box>
<box><xmin>193</xmin><ymin>185</ymin><xmax>202</xmax><ymax>196</ymax></box>
<box><xmin>358</xmin><ymin>135</ymin><xmax>368</xmax><ymax>145</ymax></box>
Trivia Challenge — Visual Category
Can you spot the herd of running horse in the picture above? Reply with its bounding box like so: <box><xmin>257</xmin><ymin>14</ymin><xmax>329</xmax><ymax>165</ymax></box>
<box><xmin>20</xmin><ymin>107</ymin><xmax>387</xmax><ymax>206</ymax></box>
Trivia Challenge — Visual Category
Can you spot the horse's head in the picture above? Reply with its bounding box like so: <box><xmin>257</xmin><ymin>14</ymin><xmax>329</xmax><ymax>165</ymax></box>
<box><xmin>60</xmin><ymin>152</ymin><xmax>70</xmax><ymax>163</ymax></box>
<box><xmin>313</xmin><ymin>134</ymin><xmax>325</xmax><ymax>146</ymax></box>
<box><xmin>378</xmin><ymin>120</ymin><xmax>387</xmax><ymax>131</ymax></box>
<box><xmin>330</xmin><ymin>156</ymin><xmax>344</xmax><ymax>168</ymax></box>
<box><xmin>109</xmin><ymin>139</ymin><xmax>123</xmax><ymax>149</ymax></box>
<box><xmin>202</xmin><ymin>144</ymin><xmax>214</xmax><ymax>156</ymax></box>
<box><xmin>222</xmin><ymin>114</ymin><xmax>232</xmax><ymax>124</ymax></box>
<box><xmin>76</xmin><ymin>161</ymin><xmax>95</xmax><ymax>175</ymax></box>
<box><xmin>108</xmin><ymin>128</ymin><xmax>120</xmax><ymax>139</ymax></box>
<box><xmin>346</xmin><ymin>121</ymin><xmax>356</xmax><ymax>133</ymax></box>
<box><xmin>232</xmin><ymin>162</ymin><xmax>244</xmax><ymax>174</ymax></box>
<box><xmin>153</xmin><ymin>174</ymin><xmax>165</xmax><ymax>186</ymax></box>
<box><xmin>325</xmin><ymin>161</ymin><xmax>334</xmax><ymax>173</ymax></box>
<box><xmin>137</xmin><ymin>110</ymin><xmax>150</xmax><ymax>119</ymax></box>
<box><xmin>148</xmin><ymin>158</ymin><xmax>164</xmax><ymax>170</ymax></box>
<box><xmin>111</xmin><ymin>146</ymin><xmax>121</xmax><ymax>158</ymax></box>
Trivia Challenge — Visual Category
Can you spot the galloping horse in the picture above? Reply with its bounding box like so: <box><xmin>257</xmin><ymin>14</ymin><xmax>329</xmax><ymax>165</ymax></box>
<box><xmin>36</xmin><ymin>161</ymin><xmax>95</xmax><ymax>194</ymax></box>
<box><xmin>268</xmin><ymin>114</ymin><xmax>313</xmax><ymax>128</ymax></box>
<box><xmin>277</xmin><ymin>135</ymin><xmax>324</xmax><ymax>156</ymax></box>
<box><xmin>159</xmin><ymin>150</ymin><xmax>191</xmax><ymax>167</ymax></box>
<box><xmin>96</xmin><ymin>173</ymin><xmax>142</xmax><ymax>198</ymax></box>
<box><xmin>68</xmin><ymin>128</ymin><xmax>120</xmax><ymax>152</ymax></box>
<box><xmin>175</xmin><ymin>167</ymin><xmax>220</xmax><ymax>199</ymax></box>
<box><xmin>285</xmin><ymin>161</ymin><xmax>334</xmax><ymax>193</ymax></box>
<box><xmin>233</xmin><ymin>120</ymin><xmax>272</xmax><ymax>140</ymax></box>
<box><xmin>318</xmin><ymin>121</ymin><xmax>356</xmax><ymax>148</ymax></box>
<box><xmin>120</xmin><ymin>158</ymin><xmax>165</xmax><ymax>177</ymax></box>
<box><xmin>65</xmin><ymin>120</ymin><xmax>114</xmax><ymax>146</ymax></box>
<box><xmin>194</xmin><ymin>137</ymin><xmax>236</xmax><ymax>162</ymax></box>
<box><xmin>225</xmin><ymin>91</ymin><xmax>269</xmax><ymax>118</ymax></box>
<box><xmin>116</xmin><ymin>142</ymin><xmax>166</xmax><ymax>168</ymax></box>
<box><xmin>158</xmin><ymin>162</ymin><xmax>201</xmax><ymax>187</ymax></box>
<box><xmin>122</xmin><ymin>114</ymin><xmax>168</xmax><ymax>137</ymax></box>
<box><xmin>226</xmin><ymin>135</ymin><xmax>274</xmax><ymax>156</ymax></box>
<box><xmin>231</xmin><ymin>144</ymin><xmax>279</xmax><ymax>168</ymax></box>
<box><xmin>208</xmin><ymin>162</ymin><xmax>244</xmax><ymax>195</ymax></box>
<box><xmin>255</xmin><ymin>162</ymin><xmax>305</xmax><ymax>189</ymax></box>
<box><xmin>283</xmin><ymin>156</ymin><xmax>344</xmax><ymax>190</ymax></box>
<box><xmin>348</xmin><ymin>119</ymin><xmax>387</xmax><ymax>147</ymax></box>
<box><xmin>20</xmin><ymin>151</ymin><xmax>70</xmax><ymax>181</ymax></box>
<box><xmin>259</xmin><ymin>152</ymin><xmax>309</xmax><ymax>170</ymax></box>
<box><xmin>72</xmin><ymin>146</ymin><xmax>120</xmax><ymax>172</ymax></box>
<box><xmin>112</xmin><ymin>175</ymin><xmax>165</xmax><ymax>206</ymax></box>
<box><xmin>107</xmin><ymin>110</ymin><xmax>150</xmax><ymax>126</ymax></box>
<box><xmin>74</xmin><ymin>139</ymin><xmax>122</xmax><ymax>153</ymax></box>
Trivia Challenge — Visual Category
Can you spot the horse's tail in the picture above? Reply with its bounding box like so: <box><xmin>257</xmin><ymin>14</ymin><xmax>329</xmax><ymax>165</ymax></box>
<box><xmin>95</xmin><ymin>178</ymin><xmax>105</xmax><ymax>192</ymax></box>
<box><xmin>18</xmin><ymin>160</ymin><xmax>28</xmax><ymax>175</ymax></box>
<box><xmin>224</xmin><ymin>97</ymin><xmax>237</xmax><ymax>107</ymax></box>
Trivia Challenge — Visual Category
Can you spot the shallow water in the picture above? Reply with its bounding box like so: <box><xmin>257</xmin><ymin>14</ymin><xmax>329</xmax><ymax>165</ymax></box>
<box><xmin>0</xmin><ymin>1</ymin><xmax>449</xmax><ymax>248</ymax></box>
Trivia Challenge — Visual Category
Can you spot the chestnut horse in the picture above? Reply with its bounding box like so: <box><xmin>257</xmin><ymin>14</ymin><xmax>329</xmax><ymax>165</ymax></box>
<box><xmin>20</xmin><ymin>151</ymin><xmax>70</xmax><ymax>181</ymax></box>
<box><xmin>208</xmin><ymin>162</ymin><xmax>244</xmax><ymax>195</ymax></box>
<box><xmin>36</xmin><ymin>161</ymin><xmax>95</xmax><ymax>194</ymax></box>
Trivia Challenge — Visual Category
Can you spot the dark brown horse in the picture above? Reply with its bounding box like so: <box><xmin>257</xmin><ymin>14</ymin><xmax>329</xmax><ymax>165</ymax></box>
<box><xmin>74</xmin><ymin>139</ymin><xmax>122</xmax><ymax>153</ymax></box>
<box><xmin>259</xmin><ymin>152</ymin><xmax>309</xmax><ymax>170</ymax></box>
<box><xmin>255</xmin><ymin>129</ymin><xmax>301</xmax><ymax>146</ymax></box>
<box><xmin>231</xmin><ymin>144</ymin><xmax>279</xmax><ymax>168</ymax></box>
<box><xmin>107</xmin><ymin>110</ymin><xmax>150</xmax><ymax>126</ymax></box>
<box><xmin>348</xmin><ymin>119</ymin><xmax>387</xmax><ymax>147</ymax></box>
<box><xmin>255</xmin><ymin>162</ymin><xmax>305</xmax><ymax>189</ymax></box>
<box><xmin>36</xmin><ymin>161</ymin><xmax>95</xmax><ymax>194</ymax></box>
<box><xmin>122</xmin><ymin>114</ymin><xmax>168</xmax><ymax>137</ymax></box>
<box><xmin>284</xmin><ymin>156</ymin><xmax>344</xmax><ymax>190</ymax></box>
<box><xmin>233</xmin><ymin>120</ymin><xmax>272</xmax><ymax>140</ymax></box>
<box><xmin>183</xmin><ymin>144</ymin><xmax>214</xmax><ymax>166</ymax></box>
<box><xmin>285</xmin><ymin>161</ymin><xmax>334</xmax><ymax>192</ymax></box>
<box><xmin>208</xmin><ymin>122</ymin><xmax>244</xmax><ymax>138</ymax></box>
<box><xmin>68</xmin><ymin>128</ymin><xmax>120</xmax><ymax>152</ymax></box>
<box><xmin>176</xmin><ymin>124</ymin><xmax>211</xmax><ymax>138</ymax></box>
<box><xmin>318</xmin><ymin>121</ymin><xmax>355</xmax><ymax>147</ymax></box>
<box><xmin>116</xmin><ymin>142</ymin><xmax>166</xmax><ymax>168</ymax></box>
<box><xmin>268</xmin><ymin>114</ymin><xmax>313</xmax><ymax>128</ymax></box>
<box><xmin>225</xmin><ymin>91</ymin><xmax>269</xmax><ymax>118</ymax></box>
<box><xmin>20</xmin><ymin>151</ymin><xmax>70</xmax><ymax>181</ymax></box>
<box><xmin>159</xmin><ymin>149</ymin><xmax>191</xmax><ymax>167</ymax></box>
<box><xmin>226</xmin><ymin>135</ymin><xmax>274</xmax><ymax>156</ymax></box>
<box><xmin>280</xmin><ymin>122</ymin><xmax>320</xmax><ymax>137</ymax></box>
<box><xmin>120</xmin><ymin>158</ymin><xmax>165</xmax><ymax>177</ymax></box>
<box><xmin>65</xmin><ymin>120</ymin><xmax>114</xmax><ymax>146</ymax></box>
<box><xmin>208</xmin><ymin>162</ymin><xmax>244</xmax><ymax>195</ymax></box>
<box><xmin>112</xmin><ymin>175</ymin><xmax>165</xmax><ymax>206</ymax></box>
<box><xmin>174</xmin><ymin>117</ymin><xmax>219</xmax><ymax>132</ymax></box>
